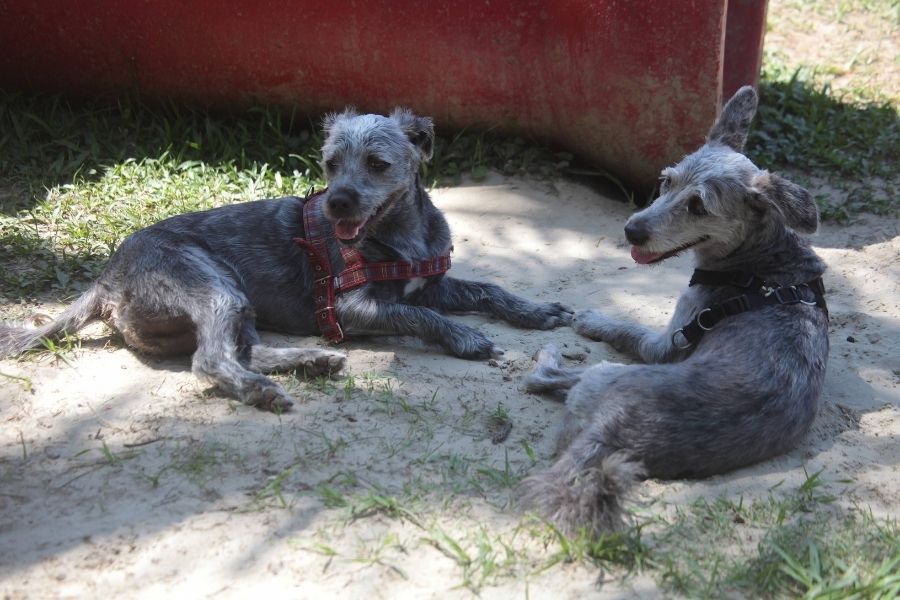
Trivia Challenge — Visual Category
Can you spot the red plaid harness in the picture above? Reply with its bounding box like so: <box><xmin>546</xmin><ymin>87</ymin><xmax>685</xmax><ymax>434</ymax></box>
<box><xmin>293</xmin><ymin>190</ymin><xmax>452</xmax><ymax>342</ymax></box>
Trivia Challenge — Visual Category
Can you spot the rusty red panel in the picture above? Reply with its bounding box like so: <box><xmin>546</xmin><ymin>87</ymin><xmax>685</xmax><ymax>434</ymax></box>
<box><xmin>0</xmin><ymin>1</ymin><xmax>766</xmax><ymax>189</ymax></box>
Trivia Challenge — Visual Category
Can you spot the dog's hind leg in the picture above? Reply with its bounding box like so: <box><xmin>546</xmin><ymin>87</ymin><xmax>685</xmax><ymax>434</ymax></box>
<box><xmin>246</xmin><ymin>345</ymin><xmax>346</xmax><ymax>376</ymax></box>
<box><xmin>233</xmin><ymin>316</ymin><xmax>346</xmax><ymax>376</ymax></box>
<box><xmin>110</xmin><ymin>239</ymin><xmax>297</xmax><ymax>411</ymax></box>
<box><xmin>525</xmin><ymin>344</ymin><xmax>585</xmax><ymax>394</ymax></box>
<box><xmin>188</xmin><ymin>295</ymin><xmax>296</xmax><ymax>411</ymax></box>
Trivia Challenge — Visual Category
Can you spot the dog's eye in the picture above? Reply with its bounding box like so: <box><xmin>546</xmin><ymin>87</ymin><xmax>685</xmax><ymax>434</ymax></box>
<box><xmin>368</xmin><ymin>157</ymin><xmax>391</xmax><ymax>172</ymax></box>
<box><xmin>687</xmin><ymin>195</ymin><xmax>708</xmax><ymax>216</ymax></box>
<box><xmin>324</xmin><ymin>158</ymin><xmax>338</xmax><ymax>172</ymax></box>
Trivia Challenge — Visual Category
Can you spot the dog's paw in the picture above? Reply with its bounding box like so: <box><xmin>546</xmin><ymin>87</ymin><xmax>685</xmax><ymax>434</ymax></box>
<box><xmin>572</xmin><ymin>309</ymin><xmax>612</xmax><ymax>340</ymax></box>
<box><xmin>301</xmin><ymin>349</ymin><xmax>347</xmax><ymax>376</ymax></box>
<box><xmin>515</xmin><ymin>302</ymin><xmax>575</xmax><ymax>330</ymax></box>
<box><xmin>443</xmin><ymin>324</ymin><xmax>500</xmax><ymax>360</ymax></box>
<box><xmin>241</xmin><ymin>377</ymin><xmax>295</xmax><ymax>412</ymax></box>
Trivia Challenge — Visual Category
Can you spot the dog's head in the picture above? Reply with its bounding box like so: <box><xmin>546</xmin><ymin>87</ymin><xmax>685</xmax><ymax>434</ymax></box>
<box><xmin>319</xmin><ymin>107</ymin><xmax>434</xmax><ymax>245</ymax></box>
<box><xmin>625</xmin><ymin>86</ymin><xmax>819</xmax><ymax>265</ymax></box>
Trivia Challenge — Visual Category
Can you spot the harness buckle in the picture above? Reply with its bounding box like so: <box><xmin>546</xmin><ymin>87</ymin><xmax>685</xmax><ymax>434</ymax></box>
<box><xmin>795</xmin><ymin>283</ymin><xmax>818</xmax><ymax>306</ymax></box>
<box><xmin>774</xmin><ymin>286</ymin><xmax>802</xmax><ymax>305</ymax></box>
<box><xmin>696</xmin><ymin>308</ymin><xmax>716</xmax><ymax>331</ymax></box>
<box><xmin>672</xmin><ymin>328</ymin><xmax>693</xmax><ymax>349</ymax></box>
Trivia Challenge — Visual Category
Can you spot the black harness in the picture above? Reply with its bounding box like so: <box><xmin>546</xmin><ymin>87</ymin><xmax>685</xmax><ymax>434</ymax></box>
<box><xmin>672</xmin><ymin>269</ymin><xmax>828</xmax><ymax>349</ymax></box>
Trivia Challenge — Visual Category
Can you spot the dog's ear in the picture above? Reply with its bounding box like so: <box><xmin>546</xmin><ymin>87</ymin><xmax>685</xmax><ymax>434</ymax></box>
<box><xmin>391</xmin><ymin>107</ymin><xmax>435</xmax><ymax>162</ymax></box>
<box><xmin>707</xmin><ymin>86</ymin><xmax>758</xmax><ymax>152</ymax></box>
<box><xmin>322</xmin><ymin>107</ymin><xmax>358</xmax><ymax>138</ymax></box>
<box><xmin>749</xmin><ymin>171</ymin><xmax>819</xmax><ymax>233</ymax></box>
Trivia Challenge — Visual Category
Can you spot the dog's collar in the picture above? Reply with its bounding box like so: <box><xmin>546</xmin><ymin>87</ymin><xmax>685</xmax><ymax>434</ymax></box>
<box><xmin>293</xmin><ymin>188</ymin><xmax>452</xmax><ymax>343</ymax></box>
<box><xmin>674</xmin><ymin>269</ymin><xmax>828</xmax><ymax>349</ymax></box>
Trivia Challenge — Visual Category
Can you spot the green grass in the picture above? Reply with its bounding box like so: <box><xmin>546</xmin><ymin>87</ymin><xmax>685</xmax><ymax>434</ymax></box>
<box><xmin>281</xmin><ymin>454</ymin><xmax>899</xmax><ymax>596</ymax></box>
<box><xmin>747</xmin><ymin>55</ymin><xmax>900</xmax><ymax>220</ymax></box>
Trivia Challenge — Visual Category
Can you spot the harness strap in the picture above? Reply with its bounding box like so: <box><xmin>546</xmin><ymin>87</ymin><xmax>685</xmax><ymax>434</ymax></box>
<box><xmin>293</xmin><ymin>189</ymin><xmax>452</xmax><ymax>343</ymax></box>
<box><xmin>294</xmin><ymin>190</ymin><xmax>345</xmax><ymax>342</ymax></box>
<box><xmin>689</xmin><ymin>269</ymin><xmax>766</xmax><ymax>290</ymax></box>
<box><xmin>334</xmin><ymin>253</ymin><xmax>452</xmax><ymax>293</ymax></box>
<box><xmin>673</xmin><ymin>274</ymin><xmax>827</xmax><ymax>349</ymax></box>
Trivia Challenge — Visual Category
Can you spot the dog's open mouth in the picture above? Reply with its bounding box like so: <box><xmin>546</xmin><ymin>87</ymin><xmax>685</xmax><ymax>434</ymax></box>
<box><xmin>330</xmin><ymin>198</ymin><xmax>394</xmax><ymax>244</ymax></box>
<box><xmin>631</xmin><ymin>236</ymin><xmax>710</xmax><ymax>264</ymax></box>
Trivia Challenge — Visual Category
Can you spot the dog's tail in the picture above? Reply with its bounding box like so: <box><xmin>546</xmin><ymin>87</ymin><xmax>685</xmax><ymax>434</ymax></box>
<box><xmin>520</xmin><ymin>449</ymin><xmax>645</xmax><ymax>535</ymax></box>
<box><xmin>525</xmin><ymin>343</ymin><xmax>585</xmax><ymax>394</ymax></box>
<box><xmin>0</xmin><ymin>285</ymin><xmax>103</xmax><ymax>357</ymax></box>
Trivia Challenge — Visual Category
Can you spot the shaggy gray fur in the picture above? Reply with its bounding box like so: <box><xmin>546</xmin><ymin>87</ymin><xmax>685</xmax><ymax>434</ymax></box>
<box><xmin>1</xmin><ymin>108</ymin><xmax>571</xmax><ymax>410</ymax></box>
<box><xmin>522</xmin><ymin>87</ymin><xmax>829</xmax><ymax>535</ymax></box>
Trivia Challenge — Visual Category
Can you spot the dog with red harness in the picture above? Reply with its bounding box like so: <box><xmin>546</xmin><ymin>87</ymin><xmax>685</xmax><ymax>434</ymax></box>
<box><xmin>0</xmin><ymin>108</ymin><xmax>572</xmax><ymax>410</ymax></box>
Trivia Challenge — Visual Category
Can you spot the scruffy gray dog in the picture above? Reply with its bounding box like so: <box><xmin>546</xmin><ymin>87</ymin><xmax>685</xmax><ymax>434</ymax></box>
<box><xmin>523</xmin><ymin>87</ymin><xmax>829</xmax><ymax>534</ymax></box>
<box><xmin>0</xmin><ymin>108</ymin><xmax>571</xmax><ymax>410</ymax></box>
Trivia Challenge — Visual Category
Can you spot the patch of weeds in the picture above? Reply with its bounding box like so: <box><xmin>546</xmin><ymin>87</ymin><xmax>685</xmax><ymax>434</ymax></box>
<box><xmin>425</xmin><ymin>525</ymin><xmax>531</xmax><ymax>592</ymax></box>
<box><xmin>156</xmin><ymin>439</ymin><xmax>241</xmax><ymax>489</ymax></box>
<box><xmin>61</xmin><ymin>440</ymin><xmax>144</xmax><ymax>487</ymax></box>
<box><xmin>0</xmin><ymin>371</ymin><xmax>33</xmax><ymax>392</ymax></box>
<box><xmin>475</xmin><ymin>448</ymin><xmax>525</xmax><ymax>491</ymax></box>
<box><xmin>17</xmin><ymin>331</ymin><xmax>81</xmax><ymax>366</ymax></box>
<box><xmin>350</xmin><ymin>531</ymin><xmax>410</xmax><ymax>579</ymax></box>
<box><xmin>485</xmin><ymin>402</ymin><xmax>513</xmax><ymax>444</ymax></box>
<box><xmin>536</xmin><ymin>519</ymin><xmax>651</xmax><ymax>574</ymax></box>
<box><xmin>425</xmin><ymin>129</ymin><xmax>572</xmax><ymax>186</ymax></box>
<box><xmin>747</xmin><ymin>55</ymin><xmax>900</xmax><ymax>219</ymax></box>
<box><xmin>347</xmin><ymin>490</ymin><xmax>424</xmax><ymax>528</ymax></box>
<box><xmin>650</xmin><ymin>472</ymin><xmax>900</xmax><ymax>598</ymax></box>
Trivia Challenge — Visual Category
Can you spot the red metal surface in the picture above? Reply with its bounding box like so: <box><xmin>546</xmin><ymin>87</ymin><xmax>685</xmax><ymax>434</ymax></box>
<box><xmin>0</xmin><ymin>1</ymin><xmax>766</xmax><ymax>190</ymax></box>
<box><xmin>723</xmin><ymin>0</ymin><xmax>769</xmax><ymax>99</ymax></box>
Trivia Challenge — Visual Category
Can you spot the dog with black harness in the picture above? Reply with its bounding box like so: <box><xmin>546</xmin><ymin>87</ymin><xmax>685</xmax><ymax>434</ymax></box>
<box><xmin>522</xmin><ymin>86</ymin><xmax>830</xmax><ymax>534</ymax></box>
<box><xmin>0</xmin><ymin>108</ymin><xmax>572</xmax><ymax>411</ymax></box>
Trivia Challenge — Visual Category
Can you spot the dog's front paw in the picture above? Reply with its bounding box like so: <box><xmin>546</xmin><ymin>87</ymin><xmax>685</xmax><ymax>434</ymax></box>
<box><xmin>241</xmin><ymin>377</ymin><xmax>295</xmax><ymax>412</ymax></box>
<box><xmin>514</xmin><ymin>302</ymin><xmax>575</xmax><ymax>330</ymax></box>
<box><xmin>442</xmin><ymin>324</ymin><xmax>503</xmax><ymax>360</ymax></box>
<box><xmin>572</xmin><ymin>309</ymin><xmax>613</xmax><ymax>341</ymax></box>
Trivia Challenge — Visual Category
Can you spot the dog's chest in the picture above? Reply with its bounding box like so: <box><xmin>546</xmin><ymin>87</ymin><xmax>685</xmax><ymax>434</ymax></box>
<box><xmin>403</xmin><ymin>277</ymin><xmax>427</xmax><ymax>297</ymax></box>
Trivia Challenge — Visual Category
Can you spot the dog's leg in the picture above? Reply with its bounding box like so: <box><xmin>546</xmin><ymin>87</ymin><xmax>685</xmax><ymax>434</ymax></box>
<box><xmin>246</xmin><ymin>345</ymin><xmax>346</xmax><ymax>375</ymax></box>
<box><xmin>189</xmin><ymin>299</ymin><xmax>296</xmax><ymax>411</ymax></box>
<box><xmin>337</xmin><ymin>294</ymin><xmax>502</xmax><ymax>359</ymax></box>
<box><xmin>414</xmin><ymin>277</ymin><xmax>573</xmax><ymax>329</ymax></box>
<box><xmin>572</xmin><ymin>309</ymin><xmax>686</xmax><ymax>363</ymax></box>
<box><xmin>525</xmin><ymin>343</ymin><xmax>585</xmax><ymax>394</ymax></box>
<box><xmin>113</xmin><ymin>242</ymin><xmax>297</xmax><ymax>411</ymax></box>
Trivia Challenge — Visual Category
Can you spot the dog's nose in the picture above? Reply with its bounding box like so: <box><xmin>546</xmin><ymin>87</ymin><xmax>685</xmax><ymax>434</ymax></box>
<box><xmin>326</xmin><ymin>188</ymin><xmax>360</xmax><ymax>216</ymax></box>
<box><xmin>624</xmin><ymin>223</ymin><xmax>650</xmax><ymax>246</ymax></box>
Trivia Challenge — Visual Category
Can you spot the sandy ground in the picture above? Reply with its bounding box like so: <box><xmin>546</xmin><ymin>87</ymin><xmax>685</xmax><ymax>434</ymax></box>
<box><xmin>1</xmin><ymin>174</ymin><xmax>898</xmax><ymax>598</ymax></box>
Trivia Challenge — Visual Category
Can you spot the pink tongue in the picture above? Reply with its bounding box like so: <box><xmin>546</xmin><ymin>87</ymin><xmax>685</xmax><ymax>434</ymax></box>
<box><xmin>334</xmin><ymin>219</ymin><xmax>364</xmax><ymax>240</ymax></box>
<box><xmin>631</xmin><ymin>246</ymin><xmax>664</xmax><ymax>265</ymax></box>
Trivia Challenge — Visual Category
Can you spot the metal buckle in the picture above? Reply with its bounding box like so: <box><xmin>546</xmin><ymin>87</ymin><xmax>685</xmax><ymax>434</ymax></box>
<box><xmin>774</xmin><ymin>286</ymin><xmax>801</xmax><ymax>305</ymax></box>
<box><xmin>795</xmin><ymin>283</ymin><xmax>818</xmax><ymax>306</ymax></box>
<box><xmin>672</xmin><ymin>328</ymin><xmax>693</xmax><ymax>349</ymax></box>
<box><xmin>696</xmin><ymin>307</ymin><xmax>715</xmax><ymax>331</ymax></box>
